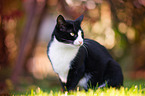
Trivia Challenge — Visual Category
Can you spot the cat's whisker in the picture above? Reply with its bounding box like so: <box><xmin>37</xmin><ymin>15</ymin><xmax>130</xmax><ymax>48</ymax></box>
<box><xmin>47</xmin><ymin>15</ymin><xmax>123</xmax><ymax>92</ymax></box>
<box><xmin>82</xmin><ymin>44</ymin><xmax>88</xmax><ymax>57</ymax></box>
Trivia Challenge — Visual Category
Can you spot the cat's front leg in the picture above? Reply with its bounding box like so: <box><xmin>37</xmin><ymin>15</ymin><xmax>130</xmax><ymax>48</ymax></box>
<box><xmin>65</xmin><ymin>47</ymin><xmax>86</xmax><ymax>91</ymax></box>
<box><xmin>65</xmin><ymin>66</ymin><xmax>85</xmax><ymax>91</ymax></box>
<box><xmin>59</xmin><ymin>79</ymin><xmax>67</xmax><ymax>92</ymax></box>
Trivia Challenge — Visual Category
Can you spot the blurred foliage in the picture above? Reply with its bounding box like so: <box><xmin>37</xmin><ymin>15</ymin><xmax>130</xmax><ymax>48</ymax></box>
<box><xmin>0</xmin><ymin>0</ymin><xmax>145</xmax><ymax>94</ymax></box>
<box><xmin>0</xmin><ymin>0</ymin><xmax>23</xmax><ymax>20</ymax></box>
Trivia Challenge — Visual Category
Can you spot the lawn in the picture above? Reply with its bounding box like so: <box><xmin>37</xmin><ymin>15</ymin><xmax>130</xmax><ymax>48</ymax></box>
<box><xmin>12</xmin><ymin>79</ymin><xmax>145</xmax><ymax>96</ymax></box>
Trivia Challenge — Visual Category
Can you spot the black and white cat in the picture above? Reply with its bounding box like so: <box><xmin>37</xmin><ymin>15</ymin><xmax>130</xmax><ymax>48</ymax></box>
<box><xmin>47</xmin><ymin>15</ymin><xmax>123</xmax><ymax>91</ymax></box>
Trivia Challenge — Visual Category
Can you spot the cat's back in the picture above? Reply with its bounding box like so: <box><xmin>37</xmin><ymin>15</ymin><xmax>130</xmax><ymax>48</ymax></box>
<box><xmin>84</xmin><ymin>39</ymin><xmax>112</xmax><ymax>58</ymax></box>
<box><xmin>81</xmin><ymin>38</ymin><xmax>114</xmax><ymax>73</ymax></box>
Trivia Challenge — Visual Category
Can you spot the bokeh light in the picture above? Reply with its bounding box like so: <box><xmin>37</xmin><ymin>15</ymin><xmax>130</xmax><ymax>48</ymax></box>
<box><xmin>1</xmin><ymin>0</ymin><xmax>145</xmax><ymax>92</ymax></box>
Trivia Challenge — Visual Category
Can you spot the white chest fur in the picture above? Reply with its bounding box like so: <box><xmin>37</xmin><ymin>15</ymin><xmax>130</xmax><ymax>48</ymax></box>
<box><xmin>48</xmin><ymin>37</ymin><xmax>80</xmax><ymax>83</ymax></box>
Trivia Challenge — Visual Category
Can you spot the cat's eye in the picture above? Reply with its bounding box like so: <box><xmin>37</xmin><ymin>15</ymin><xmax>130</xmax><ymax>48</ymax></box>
<box><xmin>70</xmin><ymin>33</ymin><xmax>75</xmax><ymax>36</ymax></box>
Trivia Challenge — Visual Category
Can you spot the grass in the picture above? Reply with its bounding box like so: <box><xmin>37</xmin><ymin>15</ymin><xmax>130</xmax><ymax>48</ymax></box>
<box><xmin>13</xmin><ymin>85</ymin><xmax>145</xmax><ymax>96</ymax></box>
<box><xmin>12</xmin><ymin>79</ymin><xmax>145</xmax><ymax>96</ymax></box>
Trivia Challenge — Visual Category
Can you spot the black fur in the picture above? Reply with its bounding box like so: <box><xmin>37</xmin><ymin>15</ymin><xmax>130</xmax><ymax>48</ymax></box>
<box><xmin>47</xmin><ymin>15</ymin><xmax>123</xmax><ymax>91</ymax></box>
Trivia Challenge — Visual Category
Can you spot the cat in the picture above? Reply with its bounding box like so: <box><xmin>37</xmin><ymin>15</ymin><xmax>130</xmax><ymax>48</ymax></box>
<box><xmin>47</xmin><ymin>15</ymin><xmax>123</xmax><ymax>91</ymax></box>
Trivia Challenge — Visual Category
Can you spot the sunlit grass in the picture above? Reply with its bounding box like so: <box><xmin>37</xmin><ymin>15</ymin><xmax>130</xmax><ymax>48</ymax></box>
<box><xmin>13</xmin><ymin>85</ymin><xmax>145</xmax><ymax>96</ymax></box>
<box><xmin>11</xmin><ymin>79</ymin><xmax>145</xmax><ymax>96</ymax></box>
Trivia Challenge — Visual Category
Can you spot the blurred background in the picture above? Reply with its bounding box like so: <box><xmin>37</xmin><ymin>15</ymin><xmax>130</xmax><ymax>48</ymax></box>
<box><xmin>0</xmin><ymin>0</ymin><xmax>145</xmax><ymax>94</ymax></box>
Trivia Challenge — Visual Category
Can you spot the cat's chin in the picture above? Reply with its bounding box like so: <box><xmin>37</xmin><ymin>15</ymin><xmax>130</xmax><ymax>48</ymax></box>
<box><xmin>68</xmin><ymin>44</ymin><xmax>82</xmax><ymax>48</ymax></box>
<box><xmin>74</xmin><ymin>44</ymin><xmax>83</xmax><ymax>47</ymax></box>
<box><xmin>63</xmin><ymin>43</ymin><xmax>83</xmax><ymax>49</ymax></box>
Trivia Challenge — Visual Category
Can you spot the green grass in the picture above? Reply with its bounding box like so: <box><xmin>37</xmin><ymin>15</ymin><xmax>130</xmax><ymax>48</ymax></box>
<box><xmin>12</xmin><ymin>80</ymin><xmax>145</xmax><ymax>96</ymax></box>
<box><xmin>13</xmin><ymin>85</ymin><xmax>145</xmax><ymax>96</ymax></box>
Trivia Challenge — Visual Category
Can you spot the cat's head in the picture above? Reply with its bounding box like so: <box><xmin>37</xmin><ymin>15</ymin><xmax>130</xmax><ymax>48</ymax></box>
<box><xmin>54</xmin><ymin>15</ymin><xmax>84</xmax><ymax>46</ymax></box>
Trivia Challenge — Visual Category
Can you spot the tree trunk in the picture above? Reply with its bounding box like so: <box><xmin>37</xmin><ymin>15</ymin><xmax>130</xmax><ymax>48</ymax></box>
<box><xmin>11</xmin><ymin>0</ymin><xmax>48</xmax><ymax>84</ymax></box>
<box><xmin>11</xmin><ymin>0</ymin><xmax>37</xmax><ymax>84</ymax></box>
<box><xmin>0</xmin><ymin>18</ymin><xmax>9</xmax><ymax>68</ymax></box>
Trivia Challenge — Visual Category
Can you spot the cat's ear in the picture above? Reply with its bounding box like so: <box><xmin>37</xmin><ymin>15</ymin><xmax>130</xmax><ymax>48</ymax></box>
<box><xmin>57</xmin><ymin>15</ymin><xmax>66</xmax><ymax>26</ymax></box>
<box><xmin>75</xmin><ymin>15</ymin><xmax>84</xmax><ymax>25</ymax></box>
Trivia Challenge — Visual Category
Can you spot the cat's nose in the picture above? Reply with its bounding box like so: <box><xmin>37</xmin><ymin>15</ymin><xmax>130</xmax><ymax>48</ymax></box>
<box><xmin>79</xmin><ymin>41</ymin><xmax>83</xmax><ymax>45</ymax></box>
